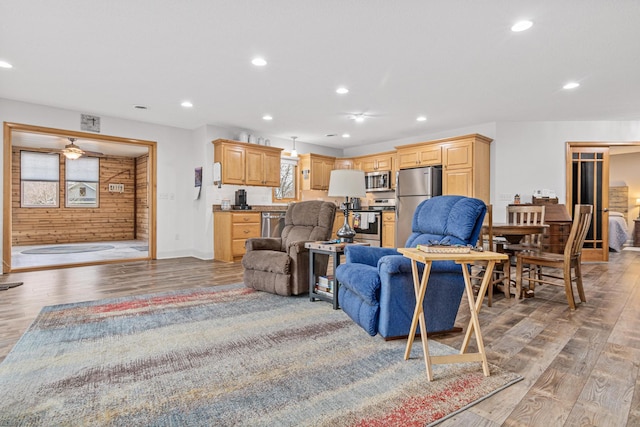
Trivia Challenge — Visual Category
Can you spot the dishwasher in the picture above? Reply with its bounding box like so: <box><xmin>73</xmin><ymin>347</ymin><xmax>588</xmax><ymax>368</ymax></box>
<box><xmin>261</xmin><ymin>211</ymin><xmax>286</xmax><ymax>237</ymax></box>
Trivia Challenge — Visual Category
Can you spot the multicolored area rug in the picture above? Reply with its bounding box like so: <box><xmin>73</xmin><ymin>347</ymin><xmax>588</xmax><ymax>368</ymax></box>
<box><xmin>0</xmin><ymin>286</ymin><xmax>521</xmax><ymax>426</ymax></box>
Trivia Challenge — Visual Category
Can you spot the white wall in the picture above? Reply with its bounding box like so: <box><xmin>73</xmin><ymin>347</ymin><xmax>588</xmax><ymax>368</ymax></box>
<box><xmin>611</xmin><ymin>151</ymin><xmax>640</xmax><ymax>230</ymax></box>
<box><xmin>3</xmin><ymin>97</ymin><xmax>639</xmax><ymax>263</ymax></box>
<box><xmin>0</xmin><ymin>98</ymin><xmax>195</xmax><ymax>261</ymax></box>
<box><xmin>494</xmin><ymin>121</ymin><xmax>640</xmax><ymax>221</ymax></box>
<box><xmin>346</xmin><ymin>120</ymin><xmax>640</xmax><ymax>223</ymax></box>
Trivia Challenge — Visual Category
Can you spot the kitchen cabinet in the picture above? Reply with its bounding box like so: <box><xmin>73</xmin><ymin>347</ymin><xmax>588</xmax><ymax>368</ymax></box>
<box><xmin>245</xmin><ymin>147</ymin><xmax>281</xmax><ymax>186</ymax></box>
<box><xmin>442</xmin><ymin>136</ymin><xmax>487</xmax><ymax>200</ymax></box>
<box><xmin>334</xmin><ymin>158</ymin><xmax>354</xmax><ymax>170</ymax></box>
<box><xmin>395</xmin><ymin>134</ymin><xmax>491</xmax><ymax>202</ymax></box>
<box><xmin>300</xmin><ymin>153</ymin><xmax>336</xmax><ymax>191</ymax></box>
<box><xmin>355</xmin><ymin>153</ymin><xmax>394</xmax><ymax>172</ymax></box>
<box><xmin>212</xmin><ymin>139</ymin><xmax>283</xmax><ymax>187</ymax></box>
<box><xmin>382</xmin><ymin>211</ymin><xmax>396</xmax><ymax>248</ymax></box>
<box><xmin>213</xmin><ymin>211</ymin><xmax>261</xmax><ymax>262</ymax></box>
<box><xmin>333</xmin><ymin>211</ymin><xmax>345</xmax><ymax>239</ymax></box>
<box><xmin>397</xmin><ymin>144</ymin><xmax>442</xmax><ymax>169</ymax></box>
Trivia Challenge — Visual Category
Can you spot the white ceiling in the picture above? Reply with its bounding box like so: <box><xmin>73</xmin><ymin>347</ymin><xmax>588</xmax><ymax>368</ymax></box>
<box><xmin>1</xmin><ymin>1</ymin><xmax>640</xmax><ymax>151</ymax></box>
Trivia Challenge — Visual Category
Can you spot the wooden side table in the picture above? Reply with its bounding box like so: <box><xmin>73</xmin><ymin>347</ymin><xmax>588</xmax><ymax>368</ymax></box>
<box><xmin>634</xmin><ymin>219</ymin><xmax>640</xmax><ymax>247</ymax></box>
<box><xmin>305</xmin><ymin>241</ymin><xmax>369</xmax><ymax>310</ymax></box>
<box><xmin>397</xmin><ymin>247</ymin><xmax>508</xmax><ymax>381</ymax></box>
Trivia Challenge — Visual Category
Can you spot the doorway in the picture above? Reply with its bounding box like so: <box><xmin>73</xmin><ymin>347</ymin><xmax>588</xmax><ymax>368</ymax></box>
<box><xmin>566</xmin><ymin>141</ymin><xmax>640</xmax><ymax>262</ymax></box>
<box><xmin>3</xmin><ymin>122</ymin><xmax>157</xmax><ymax>272</ymax></box>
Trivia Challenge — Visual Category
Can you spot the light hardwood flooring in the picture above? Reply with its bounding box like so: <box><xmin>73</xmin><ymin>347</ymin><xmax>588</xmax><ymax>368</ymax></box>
<box><xmin>1</xmin><ymin>252</ymin><xmax>639</xmax><ymax>426</ymax></box>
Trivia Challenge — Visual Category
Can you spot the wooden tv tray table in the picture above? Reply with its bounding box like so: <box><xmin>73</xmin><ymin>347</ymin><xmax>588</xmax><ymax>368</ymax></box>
<box><xmin>397</xmin><ymin>247</ymin><xmax>509</xmax><ymax>381</ymax></box>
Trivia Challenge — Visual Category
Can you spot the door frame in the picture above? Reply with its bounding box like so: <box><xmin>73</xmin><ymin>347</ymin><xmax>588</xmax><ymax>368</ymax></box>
<box><xmin>566</xmin><ymin>140</ymin><xmax>640</xmax><ymax>262</ymax></box>
<box><xmin>3</xmin><ymin>122</ymin><xmax>157</xmax><ymax>272</ymax></box>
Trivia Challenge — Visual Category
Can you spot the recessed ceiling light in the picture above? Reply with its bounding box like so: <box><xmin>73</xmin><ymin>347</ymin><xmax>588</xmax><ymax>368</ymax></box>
<box><xmin>0</xmin><ymin>60</ymin><xmax>13</xmax><ymax>69</ymax></box>
<box><xmin>511</xmin><ymin>20</ymin><xmax>533</xmax><ymax>32</ymax></box>
<box><xmin>336</xmin><ymin>87</ymin><xmax>349</xmax><ymax>94</ymax></box>
<box><xmin>181</xmin><ymin>101</ymin><xmax>193</xmax><ymax>108</ymax></box>
<box><xmin>133</xmin><ymin>105</ymin><xmax>148</xmax><ymax>110</ymax></box>
<box><xmin>416</xmin><ymin>116</ymin><xmax>427</xmax><ymax>122</ymax></box>
<box><xmin>342</xmin><ymin>133</ymin><xmax>350</xmax><ymax>138</ymax></box>
<box><xmin>349</xmin><ymin>114</ymin><xmax>365</xmax><ymax>123</ymax></box>
<box><xmin>563</xmin><ymin>82</ymin><xmax>580</xmax><ymax>90</ymax></box>
<box><xmin>325</xmin><ymin>134</ymin><xmax>337</xmax><ymax>137</ymax></box>
<box><xmin>262</xmin><ymin>115</ymin><xmax>273</xmax><ymax>121</ymax></box>
<box><xmin>251</xmin><ymin>57</ymin><xmax>267</xmax><ymax>66</ymax></box>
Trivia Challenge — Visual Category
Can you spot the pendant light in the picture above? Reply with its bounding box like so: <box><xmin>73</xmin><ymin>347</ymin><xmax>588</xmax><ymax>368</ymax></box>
<box><xmin>290</xmin><ymin>136</ymin><xmax>298</xmax><ymax>158</ymax></box>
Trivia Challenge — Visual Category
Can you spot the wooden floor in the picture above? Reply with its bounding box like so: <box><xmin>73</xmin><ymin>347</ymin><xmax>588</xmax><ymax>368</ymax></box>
<box><xmin>1</xmin><ymin>251</ymin><xmax>639</xmax><ymax>426</ymax></box>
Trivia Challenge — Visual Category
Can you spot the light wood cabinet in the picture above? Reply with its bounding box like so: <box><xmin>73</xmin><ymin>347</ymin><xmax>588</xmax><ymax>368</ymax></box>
<box><xmin>212</xmin><ymin>139</ymin><xmax>283</xmax><ymax>187</ymax></box>
<box><xmin>213</xmin><ymin>211</ymin><xmax>261</xmax><ymax>262</ymax></box>
<box><xmin>382</xmin><ymin>211</ymin><xmax>396</xmax><ymax>248</ymax></box>
<box><xmin>397</xmin><ymin>144</ymin><xmax>442</xmax><ymax>169</ymax></box>
<box><xmin>245</xmin><ymin>147</ymin><xmax>281</xmax><ymax>186</ymax></box>
<box><xmin>300</xmin><ymin>153</ymin><xmax>336</xmax><ymax>191</ymax></box>
<box><xmin>396</xmin><ymin>134</ymin><xmax>492</xmax><ymax>203</ymax></box>
<box><xmin>334</xmin><ymin>158</ymin><xmax>353</xmax><ymax>170</ymax></box>
<box><xmin>333</xmin><ymin>211</ymin><xmax>345</xmax><ymax>239</ymax></box>
<box><xmin>355</xmin><ymin>153</ymin><xmax>394</xmax><ymax>172</ymax></box>
<box><xmin>442</xmin><ymin>135</ymin><xmax>491</xmax><ymax>201</ymax></box>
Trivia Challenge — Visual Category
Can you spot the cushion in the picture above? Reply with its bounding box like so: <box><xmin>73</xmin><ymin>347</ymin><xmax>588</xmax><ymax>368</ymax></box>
<box><xmin>335</xmin><ymin>263</ymin><xmax>380</xmax><ymax>306</ymax></box>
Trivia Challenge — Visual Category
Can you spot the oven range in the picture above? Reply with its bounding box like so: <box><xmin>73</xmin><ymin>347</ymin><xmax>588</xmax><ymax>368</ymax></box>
<box><xmin>351</xmin><ymin>209</ymin><xmax>383</xmax><ymax>247</ymax></box>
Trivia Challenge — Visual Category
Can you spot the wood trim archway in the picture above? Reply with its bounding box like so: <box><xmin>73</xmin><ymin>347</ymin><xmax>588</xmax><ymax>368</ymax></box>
<box><xmin>566</xmin><ymin>140</ymin><xmax>640</xmax><ymax>262</ymax></box>
<box><xmin>3</xmin><ymin>122</ymin><xmax>157</xmax><ymax>272</ymax></box>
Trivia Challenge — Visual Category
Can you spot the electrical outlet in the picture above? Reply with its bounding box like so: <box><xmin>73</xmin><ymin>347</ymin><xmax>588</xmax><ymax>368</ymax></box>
<box><xmin>499</xmin><ymin>193</ymin><xmax>513</xmax><ymax>201</ymax></box>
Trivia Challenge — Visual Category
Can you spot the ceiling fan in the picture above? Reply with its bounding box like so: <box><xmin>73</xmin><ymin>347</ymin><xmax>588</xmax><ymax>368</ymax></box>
<box><xmin>342</xmin><ymin>111</ymin><xmax>384</xmax><ymax>123</ymax></box>
<box><xmin>50</xmin><ymin>138</ymin><xmax>104</xmax><ymax>160</ymax></box>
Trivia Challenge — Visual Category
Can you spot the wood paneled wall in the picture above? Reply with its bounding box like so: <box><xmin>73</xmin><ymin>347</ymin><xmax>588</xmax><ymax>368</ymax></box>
<box><xmin>12</xmin><ymin>147</ymin><xmax>139</xmax><ymax>245</ymax></box>
<box><xmin>135</xmin><ymin>154</ymin><xmax>149</xmax><ymax>241</ymax></box>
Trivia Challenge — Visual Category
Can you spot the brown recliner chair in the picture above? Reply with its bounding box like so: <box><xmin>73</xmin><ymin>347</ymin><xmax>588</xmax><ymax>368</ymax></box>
<box><xmin>242</xmin><ymin>201</ymin><xmax>336</xmax><ymax>296</ymax></box>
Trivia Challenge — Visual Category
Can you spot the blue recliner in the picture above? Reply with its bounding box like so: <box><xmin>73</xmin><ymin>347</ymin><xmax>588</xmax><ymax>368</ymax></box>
<box><xmin>335</xmin><ymin>195</ymin><xmax>486</xmax><ymax>339</ymax></box>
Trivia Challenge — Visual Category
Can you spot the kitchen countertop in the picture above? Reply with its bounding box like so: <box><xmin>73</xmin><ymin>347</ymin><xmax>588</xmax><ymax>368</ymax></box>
<box><xmin>212</xmin><ymin>204</ymin><xmax>395</xmax><ymax>213</ymax></box>
<box><xmin>212</xmin><ymin>205</ymin><xmax>289</xmax><ymax>212</ymax></box>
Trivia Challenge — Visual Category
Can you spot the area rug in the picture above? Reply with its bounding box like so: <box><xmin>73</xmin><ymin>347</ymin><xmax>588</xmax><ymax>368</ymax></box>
<box><xmin>21</xmin><ymin>244</ymin><xmax>115</xmax><ymax>254</ymax></box>
<box><xmin>0</xmin><ymin>286</ymin><xmax>522</xmax><ymax>426</ymax></box>
<box><xmin>130</xmin><ymin>245</ymin><xmax>149</xmax><ymax>251</ymax></box>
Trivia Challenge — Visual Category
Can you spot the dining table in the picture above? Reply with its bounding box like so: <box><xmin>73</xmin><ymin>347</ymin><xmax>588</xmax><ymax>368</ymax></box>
<box><xmin>483</xmin><ymin>223</ymin><xmax>549</xmax><ymax>245</ymax></box>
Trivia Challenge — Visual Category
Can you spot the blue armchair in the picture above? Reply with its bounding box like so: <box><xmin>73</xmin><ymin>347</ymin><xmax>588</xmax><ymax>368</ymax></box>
<box><xmin>335</xmin><ymin>195</ymin><xmax>486</xmax><ymax>339</ymax></box>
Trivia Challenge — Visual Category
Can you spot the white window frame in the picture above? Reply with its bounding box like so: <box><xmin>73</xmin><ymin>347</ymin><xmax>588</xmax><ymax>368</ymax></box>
<box><xmin>65</xmin><ymin>157</ymin><xmax>100</xmax><ymax>208</ymax></box>
<box><xmin>20</xmin><ymin>151</ymin><xmax>60</xmax><ymax>208</ymax></box>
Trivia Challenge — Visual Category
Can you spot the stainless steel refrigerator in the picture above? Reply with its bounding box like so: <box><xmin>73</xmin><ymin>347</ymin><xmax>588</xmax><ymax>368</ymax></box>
<box><xmin>395</xmin><ymin>166</ymin><xmax>442</xmax><ymax>246</ymax></box>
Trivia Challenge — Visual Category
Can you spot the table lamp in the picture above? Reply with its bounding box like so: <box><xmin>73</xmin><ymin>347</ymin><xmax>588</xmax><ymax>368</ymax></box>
<box><xmin>328</xmin><ymin>169</ymin><xmax>366</xmax><ymax>242</ymax></box>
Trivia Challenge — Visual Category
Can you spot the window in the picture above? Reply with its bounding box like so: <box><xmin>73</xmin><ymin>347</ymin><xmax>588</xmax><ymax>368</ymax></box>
<box><xmin>273</xmin><ymin>157</ymin><xmax>298</xmax><ymax>202</ymax></box>
<box><xmin>20</xmin><ymin>151</ymin><xmax>60</xmax><ymax>207</ymax></box>
<box><xmin>66</xmin><ymin>157</ymin><xmax>99</xmax><ymax>207</ymax></box>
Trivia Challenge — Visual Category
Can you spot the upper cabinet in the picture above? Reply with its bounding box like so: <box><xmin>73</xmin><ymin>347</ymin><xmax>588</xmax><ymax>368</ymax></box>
<box><xmin>334</xmin><ymin>158</ymin><xmax>354</xmax><ymax>170</ymax></box>
<box><xmin>213</xmin><ymin>139</ymin><xmax>283</xmax><ymax>187</ymax></box>
<box><xmin>299</xmin><ymin>153</ymin><xmax>336</xmax><ymax>191</ymax></box>
<box><xmin>441</xmin><ymin>134</ymin><xmax>491</xmax><ymax>202</ymax></box>
<box><xmin>397</xmin><ymin>144</ymin><xmax>441</xmax><ymax>169</ymax></box>
<box><xmin>354</xmin><ymin>152</ymin><xmax>394</xmax><ymax>172</ymax></box>
<box><xmin>396</xmin><ymin>134</ymin><xmax>492</xmax><ymax>202</ymax></box>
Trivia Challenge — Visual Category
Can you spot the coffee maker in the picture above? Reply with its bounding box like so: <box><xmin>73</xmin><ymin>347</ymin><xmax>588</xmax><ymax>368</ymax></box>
<box><xmin>234</xmin><ymin>189</ymin><xmax>250</xmax><ymax>210</ymax></box>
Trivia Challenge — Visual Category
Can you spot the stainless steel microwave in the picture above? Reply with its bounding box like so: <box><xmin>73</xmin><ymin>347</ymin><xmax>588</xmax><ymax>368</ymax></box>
<box><xmin>365</xmin><ymin>171</ymin><xmax>392</xmax><ymax>192</ymax></box>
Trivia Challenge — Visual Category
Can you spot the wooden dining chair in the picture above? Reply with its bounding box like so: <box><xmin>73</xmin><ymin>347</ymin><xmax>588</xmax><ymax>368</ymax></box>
<box><xmin>505</xmin><ymin>205</ymin><xmax>546</xmax><ymax>249</ymax></box>
<box><xmin>503</xmin><ymin>204</ymin><xmax>546</xmax><ymax>290</ymax></box>
<box><xmin>472</xmin><ymin>204</ymin><xmax>510</xmax><ymax>306</ymax></box>
<box><xmin>515</xmin><ymin>204</ymin><xmax>593</xmax><ymax>310</ymax></box>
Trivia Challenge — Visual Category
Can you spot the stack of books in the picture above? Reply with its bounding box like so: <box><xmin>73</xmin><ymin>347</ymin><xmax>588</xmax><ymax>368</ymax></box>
<box><xmin>314</xmin><ymin>275</ymin><xmax>335</xmax><ymax>296</ymax></box>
